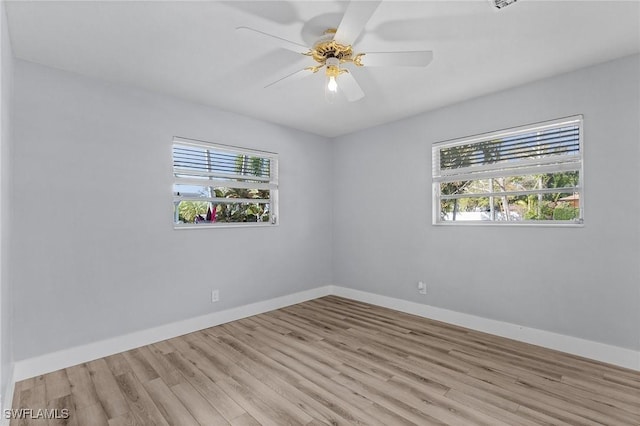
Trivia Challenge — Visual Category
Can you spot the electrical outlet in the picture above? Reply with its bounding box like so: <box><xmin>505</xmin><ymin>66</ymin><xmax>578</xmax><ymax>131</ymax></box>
<box><xmin>211</xmin><ymin>289</ymin><xmax>220</xmax><ymax>302</ymax></box>
<box><xmin>417</xmin><ymin>281</ymin><xmax>427</xmax><ymax>295</ymax></box>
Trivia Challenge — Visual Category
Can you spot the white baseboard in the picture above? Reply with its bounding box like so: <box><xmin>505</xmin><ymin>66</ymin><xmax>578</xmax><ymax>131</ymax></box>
<box><xmin>13</xmin><ymin>286</ymin><xmax>332</xmax><ymax>382</ymax></box>
<box><xmin>1</xmin><ymin>363</ymin><xmax>15</xmax><ymax>426</ymax></box>
<box><xmin>330</xmin><ymin>285</ymin><xmax>640</xmax><ymax>371</ymax></box>
<box><xmin>11</xmin><ymin>284</ymin><xmax>639</xmax><ymax>382</ymax></box>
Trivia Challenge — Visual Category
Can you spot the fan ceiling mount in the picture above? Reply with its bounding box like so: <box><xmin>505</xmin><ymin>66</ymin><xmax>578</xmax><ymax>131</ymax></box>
<box><xmin>237</xmin><ymin>0</ymin><xmax>434</xmax><ymax>102</ymax></box>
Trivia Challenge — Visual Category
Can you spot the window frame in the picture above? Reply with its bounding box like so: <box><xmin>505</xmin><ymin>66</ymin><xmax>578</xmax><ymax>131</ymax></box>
<box><xmin>432</xmin><ymin>115</ymin><xmax>584</xmax><ymax>226</ymax></box>
<box><xmin>172</xmin><ymin>137</ymin><xmax>279</xmax><ymax>229</ymax></box>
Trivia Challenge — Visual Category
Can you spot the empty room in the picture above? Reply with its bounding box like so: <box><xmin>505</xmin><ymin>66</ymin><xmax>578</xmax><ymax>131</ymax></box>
<box><xmin>0</xmin><ymin>0</ymin><xmax>639</xmax><ymax>424</ymax></box>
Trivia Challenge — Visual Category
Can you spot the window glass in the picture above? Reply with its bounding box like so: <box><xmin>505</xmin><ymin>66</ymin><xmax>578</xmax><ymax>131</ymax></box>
<box><xmin>433</xmin><ymin>116</ymin><xmax>583</xmax><ymax>225</ymax></box>
<box><xmin>173</xmin><ymin>138</ymin><xmax>278</xmax><ymax>228</ymax></box>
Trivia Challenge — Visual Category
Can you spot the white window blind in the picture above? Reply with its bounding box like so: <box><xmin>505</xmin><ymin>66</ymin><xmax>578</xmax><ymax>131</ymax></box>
<box><xmin>173</xmin><ymin>137</ymin><xmax>278</xmax><ymax>228</ymax></box>
<box><xmin>432</xmin><ymin>116</ymin><xmax>583</xmax><ymax>225</ymax></box>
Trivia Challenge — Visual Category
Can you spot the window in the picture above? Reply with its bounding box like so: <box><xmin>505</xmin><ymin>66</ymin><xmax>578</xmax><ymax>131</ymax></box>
<box><xmin>172</xmin><ymin>137</ymin><xmax>278</xmax><ymax>228</ymax></box>
<box><xmin>432</xmin><ymin>116</ymin><xmax>583</xmax><ymax>225</ymax></box>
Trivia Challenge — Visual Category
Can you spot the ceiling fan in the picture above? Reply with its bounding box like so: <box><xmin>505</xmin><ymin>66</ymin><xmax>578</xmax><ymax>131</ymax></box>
<box><xmin>236</xmin><ymin>0</ymin><xmax>433</xmax><ymax>102</ymax></box>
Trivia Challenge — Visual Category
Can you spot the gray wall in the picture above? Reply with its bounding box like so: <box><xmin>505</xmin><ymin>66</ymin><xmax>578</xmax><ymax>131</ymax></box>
<box><xmin>11</xmin><ymin>60</ymin><xmax>333</xmax><ymax>360</ymax></box>
<box><xmin>9</xmin><ymin>53</ymin><xmax>640</xmax><ymax>363</ymax></box>
<box><xmin>332</xmin><ymin>55</ymin><xmax>640</xmax><ymax>350</ymax></box>
<box><xmin>0</xmin><ymin>1</ymin><xmax>14</xmax><ymax>406</ymax></box>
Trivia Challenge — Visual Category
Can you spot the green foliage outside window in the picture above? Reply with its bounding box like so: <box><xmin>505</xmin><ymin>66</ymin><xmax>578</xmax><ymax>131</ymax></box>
<box><xmin>552</xmin><ymin>206</ymin><xmax>580</xmax><ymax>221</ymax></box>
<box><xmin>176</xmin><ymin>154</ymin><xmax>272</xmax><ymax>224</ymax></box>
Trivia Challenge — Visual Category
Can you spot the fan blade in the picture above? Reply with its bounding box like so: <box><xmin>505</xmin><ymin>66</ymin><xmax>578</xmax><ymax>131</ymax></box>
<box><xmin>236</xmin><ymin>26</ymin><xmax>309</xmax><ymax>54</ymax></box>
<box><xmin>359</xmin><ymin>51</ymin><xmax>433</xmax><ymax>67</ymax></box>
<box><xmin>265</xmin><ymin>67</ymin><xmax>314</xmax><ymax>89</ymax></box>
<box><xmin>334</xmin><ymin>0</ymin><xmax>383</xmax><ymax>46</ymax></box>
<box><xmin>339</xmin><ymin>71</ymin><xmax>365</xmax><ymax>102</ymax></box>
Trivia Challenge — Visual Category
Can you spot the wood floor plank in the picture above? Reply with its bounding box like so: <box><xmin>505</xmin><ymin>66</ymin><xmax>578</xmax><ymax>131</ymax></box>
<box><xmin>604</xmin><ymin>370</ymin><xmax>640</xmax><ymax>389</ymax></box>
<box><xmin>169</xmin><ymin>381</ymin><xmax>230</xmax><ymax>425</ymax></box>
<box><xmin>443</xmin><ymin>389</ymin><xmax>541</xmax><ymax>426</ymax></box>
<box><xmin>339</xmin><ymin>363</ymin><xmax>511</xmax><ymax>426</ymax></box>
<box><xmin>138</xmin><ymin>345</ymin><xmax>183</xmax><ymax>387</ymax></box>
<box><xmin>13</xmin><ymin>377</ymin><xmax>35</xmax><ymax>395</ymax></box>
<box><xmin>74</xmin><ymin>402</ymin><xmax>109</xmax><ymax>426</ymax></box>
<box><xmin>162</xmin><ymin>349</ymin><xmax>247</xmax><ymax>422</ymax></box>
<box><xmin>170</xmin><ymin>334</ymin><xmax>313</xmax><ymax>426</ymax></box>
<box><xmin>561</xmin><ymin>373</ymin><xmax>640</xmax><ymax>407</ymax></box>
<box><xmin>331</xmin><ymin>369</ymin><xmax>451</xmax><ymax>425</ymax></box>
<box><xmin>386</xmin><ymin>350</ymin><xmax>605</xmax><ymax>425</ymax></box>
<box><xmin>274</xmin><ymin>309</ymin><xmax>365</xmax><ymax>351</ymax></box>
<box><xmin>85</xmin><ymin>358</ymin><xmax>129</xmax><ymax>420</ymax></box>
<box><xmin>232</xmin><ymin>330</ymin><xmax>377</xmax><ymax>417</ymax></box>
<box><xmin>65</xmin><ymin>363</ymin><xmax>103</xmax><ymax>412</ymax></box>
<box><xmin>104</xmin><ymin>353</ymin><xmax>134</xmax><ymax>377</ymax></box>
<box><xmin>43</xmin><ymin>370</ymin><xmax>71</xmax><ymax>402</ymax></box>
<box><xmin>513</xmin><ymin>366</ymin><xmax>640</xmax><ymax>423</ymax></box>
<box><xmin>10</xmin><ymin>296</ymin><xmax>640</xmax><ymax>426</ymax></box>
<box><xmin>228</xmin><ymin>413</ymin><xmax>262</xmax><ymax>426</ymax></box>
<box><xmin>184</xmin><ymin>332</ymin><xmax>317</xmax><ymax>425</ymax></box>
<box><xmin>107</xmin><ymin>412</ymin><xmax>140</xmax><ymax>426</ymax></box>
<box><xmin>210</xmin><ymin>330</ymin><xmax>382</xmax><ymax>425</ymax></box>
<box><xmin>114</xmin><ymin>372</ymin><xmax>169</xmax><ymax>426</ymax></box>
<box><xmin>121</xmin><ymin>348</ymin><xmax>159</xmax><ymax>384</ymax></box>
<box><xmin>46</xmin><ymin>394</ymin><xmax>77</xmax><ymax>426</ymax></box>
<box><xmin>151</xmin><ymin>340</ymin><xmax>175</xmax><ymax>355</ymax></box>
<box><xmin>204</xmin><ymin>331</ymin><xmax>371</xmax><ymax>425</ymax></box>
<box><xmin>142</xmin><ymin>378</ymin><xmax>199</xmax><ymax>426</ymax></box>
<box><xmin>14</xmin><ymin>376</ymin><xmax>47</xmax><ymax>426</ymax></box>
<box><xmin>237</xmin><ymin>322</ymin><xmax>343</xmax><ymax>377</ymax></box>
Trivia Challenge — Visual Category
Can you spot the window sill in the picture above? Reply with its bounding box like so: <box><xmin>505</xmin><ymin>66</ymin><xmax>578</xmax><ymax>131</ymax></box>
<box><xmin>432</xmin><ymin>220</ymin><xmax>584</xmax><ymax>228</ymax></box>
<box><xmin>174</xmin><ymin>222</ymin><xmax>277</xmax><ymax>230</ymax></box>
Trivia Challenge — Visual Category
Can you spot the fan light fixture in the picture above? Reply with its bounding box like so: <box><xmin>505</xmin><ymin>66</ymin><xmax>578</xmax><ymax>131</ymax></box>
<box><xmin>324</xmin><ymin>57</ymin><xmax>345</xmax><ymax>103</ymax></box>
<box><xmin>325</xmin><ymin>75</ymin><xmax>338</xmax><ymax>103</ymax></box>
<box><xmin>327</xmin><ymin>76</ymin><xmax>338</xmax><ymax>92</ymax></box>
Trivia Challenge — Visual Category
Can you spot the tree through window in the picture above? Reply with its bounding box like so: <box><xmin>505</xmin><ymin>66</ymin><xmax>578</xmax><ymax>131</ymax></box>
<box><xmin>432</xmin><ymin>116</ymin><xmax>583</xmax><ymax>225</ymax></box>
<box><xmin>172</xmin><ymin>138</ymin><xmax>278</xmax><ymax>228</ymax></box>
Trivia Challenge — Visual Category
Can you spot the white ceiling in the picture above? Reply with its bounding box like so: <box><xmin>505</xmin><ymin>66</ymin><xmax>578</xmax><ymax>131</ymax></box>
<box><xmin>5</xmin><ymin>0</ymin><xmax>640</xmax><ymax>137</ymax></box>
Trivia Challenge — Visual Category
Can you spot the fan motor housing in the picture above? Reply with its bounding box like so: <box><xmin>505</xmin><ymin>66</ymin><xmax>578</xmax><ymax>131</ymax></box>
<box><xmin>310</xmin><ymin>29</ymin><xmax>353</xmax><ymax>64</ymax></box>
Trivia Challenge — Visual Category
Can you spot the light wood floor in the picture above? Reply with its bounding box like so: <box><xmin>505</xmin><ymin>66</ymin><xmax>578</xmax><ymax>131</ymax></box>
<box><xmin>10</xmin><ymin>296</ymin><xmax>640</xmax><ymax>425</ymax></box>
